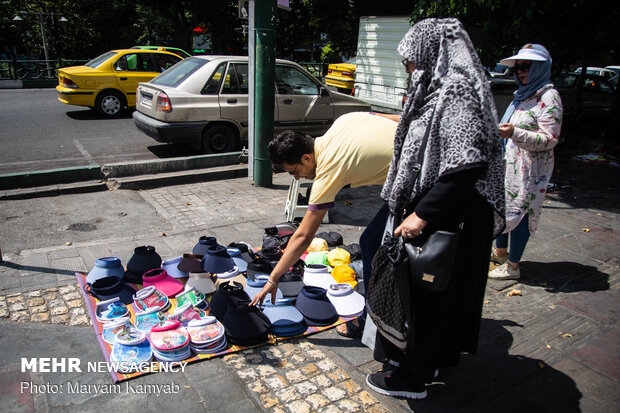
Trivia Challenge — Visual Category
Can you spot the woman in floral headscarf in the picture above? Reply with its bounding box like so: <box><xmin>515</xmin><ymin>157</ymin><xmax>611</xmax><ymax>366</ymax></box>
<box><xmin>489</xmin><ymin>44</ymin><xmax>562</xmax><ymax>280</ymax></box>
<box><xmin>365</xmin><ymin>18</ymin><xmax>505</xmax><ymax>400</ymax></box>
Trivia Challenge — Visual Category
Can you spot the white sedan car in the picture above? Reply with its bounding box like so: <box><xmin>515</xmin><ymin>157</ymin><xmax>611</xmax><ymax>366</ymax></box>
<box><xmin>133</xmin><ymin>56</ymin><xmax>371</xmax><ymax>153</ymax></box>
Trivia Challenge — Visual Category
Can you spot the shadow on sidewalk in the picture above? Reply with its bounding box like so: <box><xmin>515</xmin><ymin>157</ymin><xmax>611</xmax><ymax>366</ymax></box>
<box><xmin>520</xmin><ymin>261</ymin><xmax>609</xmax><ymax>293</ymax></box>
<box><xmin>407</xmin><ymin>319</ymin><xmax>582</xmax><ymax>412</ymax></box>
<box><xmin>0</xmin><ymin>260</ymin><xmax>75</xmax><ymax>276</ymax></box>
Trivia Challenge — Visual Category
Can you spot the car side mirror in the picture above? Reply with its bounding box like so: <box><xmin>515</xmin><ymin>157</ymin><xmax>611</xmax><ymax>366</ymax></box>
<box><xmin>320</xmin><ymin>87</ymin><xmax>330</xmax><ymax>97</ymax></box>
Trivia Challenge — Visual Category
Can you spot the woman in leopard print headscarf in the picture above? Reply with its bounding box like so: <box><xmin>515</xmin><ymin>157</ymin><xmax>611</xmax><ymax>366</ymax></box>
<box><xmin>366</xmin><ymin>18</ymin><xmax>505</xmax><ymax>400</ymax></box>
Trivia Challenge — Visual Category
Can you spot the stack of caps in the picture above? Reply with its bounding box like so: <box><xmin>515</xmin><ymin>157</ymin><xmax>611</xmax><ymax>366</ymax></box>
<box><xmin>102</xmin><ymin>317</ymin><xmax>135</xmax><ymax>345</ymax></box>
<box><xmin>185</xmin><ymin>272</ymin><xmax>216</xmax><ymax>295</ymax></box>
<box><xmin>307</xmin><ymin>237</ymin><xmax>329</xmax><ymax>253</ymax></box>
<box><xmin>326</xmin><ymin>283</ymin><xmax>365</xmax><ymax>317</ymax></box>
<box><xmin>303</xmin><ymin>264</ymin><xmax>337</xmax><ymax>290</ymax></box>
<box><xmin>295</xmin><ymin>286</ymin><xmax>339</xmax><ymax>326</ymax></box>
<box><xmin>214</xmin><ymin>266</ymin><xmax>246</xmax><ymax>289</ymax></box>
<box><xmin>150</xmin><ymin>320</ymin><xmax>191</xmax><ymax>362</ymax></box>
<box><xmin>86</xmin><ymin>275</ymin><xmax>138</xmax><ymax>305</ymax></box>
<box><xmin>86</xmin><ymin>257</ymin><xmax>124</xmax><ymax>284</ymax></box>
<box><xmin>226</xmin><ymin>247</ymin><xmax>248</xmax><ymax>272</ymax></box>
<box><xmin>176</xmin><ymin>286</ymin><xmax>208</xmax><ymax>310</ymax></box>
<box><xmin>222</xmin><ymin>300</ymin><xmax>271</xmax><ymax>346</ymax></box>
<box><xmin>262</xmin><ymin>298</ymin><xmax>306</xmax><ymax>337</ymax></box>
<box><xmin>258</xmin><ymin>246</ymin><xmax>283</xmax><ymax>263</ymax></box>
<box><xmin>201</xmin><ymin>245</ymin><xmax>236</xmax><ymax>274</ymax></box>
<box><xmin>134</xmin><ymin>307</ymin><xmax>168</xmax><ymax>333</ymax></box>
<box><xmin>246</xmin><ymin>257</ymin><xmax>274</xmax><ymax>281</ymax></box>
<box><xmin>327</xmin><ymin>248</ymin><xmax>351</xmax><ymax>268</ymax></box>
<box><xmin>161</xmin><ymin>256</ymin><xmax>189</xmax><ymax>279</ymax></box>
<box><xmin>169</xmin><ymin>302</ymin><xmax>207</xmax><ymax>326</ymax></box>
<box><xmin>244</xmin><ymin>274</ymin><xmax>283</xmax><ymax>301</ymax></box>
<box><xmin>95</xmin><ymin>297</ymin><xmax>129</xmax><ymax>323</ymax></box>
<box><xmin>133</xmin><ymin>286</ymin><xmax>170</xmax><ymax>312</ymax></box>
<box><xmin>279</xmin><ymin>268</ymin><xmax>305</xmax><ymax>297</ymax></box>
<box><xmin>142</xmin><ymin>268</ymin><xmax>184</xmax><ymax>298</ymax></box>
<box><xmin>193</xmin><ymin>236</ymin><xmax>218</xmax><ymax>255</ymax></box>
<box><xmin>209</xmin><ymin>281</ymin><xmax>250</xmax><ymax>321</ymax></box>
<box><xmin>124</xmin><ymin>246</ymin><xmax>162</xmax><ymax>284</ymax></box>
<box><xmin>331</xmin><ymin>265</ymin><xmax>358</xmax><ymax>288</ymax></box>
<box><xmin>110</xmin><ymin>327</ymin><xmax>152</xmax><ymax>372</ymax></box>
<box><xmin>228</xmin><ymin>242</ymin><xmax>258</xmax><ymax>263</ymax></box>
<box><xmin>186</xmin><ymin>316</ymin><xmax>228</xmax><ymax>354</ymax></box>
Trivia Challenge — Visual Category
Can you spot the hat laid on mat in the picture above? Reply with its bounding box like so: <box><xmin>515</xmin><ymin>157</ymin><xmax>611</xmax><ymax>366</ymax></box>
<box><xmin>244</xmin><ymin>274</ymin><xmax>283</xmax><ymax>301</ymax></box>
<box><xmin>85</xmin><ymin>276</ymin><xmax>137</xmax><ymax>305</ymax></box>
<box><xmin>326</xmin><ymin>283</ymin><xmax>365</xmax><ymax>318</ymax></box>
<box><xmin>214</xmin><ymin>266</ymin><xmax>246</xmax><ymax>289</ymax></box>
<box><xmin>185</xmin><ymin>272</ymin><xmax>216</xmax><ymax>295</ymax></box>
<box><xmin>331</xmin><ymin>265</ymin><xmax>357</xmax><ymax>287</ymax></box>
<box><xmin>307</xmin><ymin>237</ymin><xmax>329</xmax><ymax>253</ymax></box>
<box><xmin>124</xmin><ymin>246</ymin><xmax>162</xmax><ymax>284</ymax></box>
<box><xmin>246</xmin><ymin>257</ymin><xmax>274</xmax><ymax>281</ymax></box>
<box><xmin>261</xmin><ymin>298</ymin><xmax>304</xmax><ymax>327</ymax></box>
<box><xmin>316</xmin><ymin>231</ymin><xmax>343</xmax><ymax>247</ymax></box>
<box><xmin>201</xmin><ymin>245</ymin><xmax>235</xmax><ymax>274</ymax></box>
<box><xmin>95</xmin><ymin>297</ymin><xmax>129</xmax><ymax>323</ymax></box>
<box><xmin>226</xmin><ymin>247</ymin><xmax>248</xmax><ymax>272</ymax></box>
<box><xmin>228</xmin><ymin>242</ymin><xmax>258</xmax><ymax>263</ymax></box>
<box><xmin>258</xmin><ymin>246</ymin><xmax>283</xmax><ymax>263</ymax></box>
<box><xmin>295</xmin><ymin>286</ymin><xmax>338</xmax><ymax>326</ymax></box>
<box><xmin>305</xmin><ymin>251</ymin><xmax>330</xmax><ymax>267</ymax></box>
<box><xmin>86</xmin><ymin>257</ymin><xmax>124</xmax><ymax>284</ymax></box>
<box><xmin>303</xmin><ymin>264</ymin><xmax>337</xmax><ymax>290</ymax></box>
<box><xmin>133</xmin><ymin>285</ymin><xmax>170</xmax><ymax>312</ymax></box>
<box><xmin>102</xmin><ymin>316</ymin><xmax>133</xmax><ymax>344</ymax></box>
<box><xmin>193</xmin><ymin>236</ymin><xmax>219</xmax><ymax>255</ymax></box>
<box><xmin>111</xmin><ymin>327</ymin><xmax>152</xmax><ymax>372</ymax></box>
<box><xmin>162</xmin><ymin>256</ymin><xmax>189</xmax><ymax>279</ymax></box>
<box><xmin>142</xmin><ymin>268</ymin><xmax>184</xmax><ymax>298</ymax></box>
<box><xmin>134</xmin><ymin>306</ymin><xmax>168</xmax><ymax>333</ymax></box>
<box><xmin>176</xmin><ymin>286</ymin><xmax>207</xmax><ymax>308</ymax></box>
<box><xmin>177</xmin><ymin>254</ymin><xmax>204</xmax><ymax>273</ymax></box>
<box><xmin>222</xmin><ymin>299</ymin><xmax>271</xmax><ymax>346</ymax></box>
<box><xmin>209</xmin><ymin>281</ymin><xmax>250</xmax><ymax>321</ymax></box>
<box><xmin>168</xmin><ymin>302</ymin><xmax>207</xmax><ymax>326</ymax></box>
<box><xmin>278</xmin><ymin>269</ymin><xmax>305</xmax><ymax>298</ymax></box>
<box><xmin>327</xmin><ymin>248</ymin><xmax>351</xmax><ymax>268</ymax></box>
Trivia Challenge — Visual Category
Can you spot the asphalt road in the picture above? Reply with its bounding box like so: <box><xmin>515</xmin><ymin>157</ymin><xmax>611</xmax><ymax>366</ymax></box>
<box><xmin>0</xmin><ymin>88</ymin><xmax>198</xmax><ymax>175</ymax></box>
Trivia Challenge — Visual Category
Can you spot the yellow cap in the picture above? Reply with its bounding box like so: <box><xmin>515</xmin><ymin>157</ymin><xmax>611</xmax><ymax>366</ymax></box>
<box><xmin>331</xmin><ymin>265</ymin><xmax>357</xmax><ymax>287</ymax></box>
<box><xmin>307</xmin><ymin>237</ymin><xmax>329</xmax><ymax>253</ymax></box>
<box><xmin>327</xmin><ymin>248</ymin><xmax>351</xmax><ymax>267</ymax></box>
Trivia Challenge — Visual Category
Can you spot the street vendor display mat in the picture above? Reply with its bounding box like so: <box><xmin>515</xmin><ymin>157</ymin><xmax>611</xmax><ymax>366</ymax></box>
<box><xmin>76</xmin><ymin>272</ymin><xmax>349</xmax><ymax>383</ymax></box>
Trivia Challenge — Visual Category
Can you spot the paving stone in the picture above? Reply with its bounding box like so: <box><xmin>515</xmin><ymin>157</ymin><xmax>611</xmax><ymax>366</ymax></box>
<box><xmin>66</xmin><ymin>299</ymin><xmax>83</xmax><ymax>309</ymax></box>
<box><xmin>10</xmin><ymin>310</ymin><xmax>29</xmax><ymax>321</ymax></box>
<box><xmin>365</xmin><ymin>404</ymin><xmax>393</xmax><ymax>413</ymax></box>
<box><xmin>284</xmin><ymin>399</ymin><xmax>310</xmax><ymax>413</ymax></box>
<box><xmin>50</xmin><ymin>306</ymin><xmax>68</xmax><ymax>316</ymax></box>
<box><xmin>310</xmin><ymin>374</ymin><xmax>332</xmax><ymax>388</ymax></box>
<box><xmin>335</xmin><ymin>399</ymin><xmax>362</xmax><ymax>412</ymax></box>
<box><xmin>0</xmin><ymin>307</ymin><xmax>9</xmax><ymax>318</ymax></box>
<box><xmin>256</xmin><ymin>364</ymin><xmax>277</xmax><ymax>377</ymax></box>
<box><xmin>24</xmin><ymin>290</ymin><xmax>42</xmax><ymax>298</ymax></box>
<box><xmin>284</xmin><ymin>369</ymin><xmax>306</xmax><ymax>384</ymax></box>
<box><xmin>6</xmin><ymin>295</ymin><xmax>23</xmax><ymax>305</ymax></box>
<box><xmin>27</xmin><ymin>297</ymin><xmax>45</xmax><ymax>307</ymax></box>
<box><xmin>247</xmin><ymin>380</ymin><xmax>269</xmax><ymax>394</ymax></box>
<box><xmin>326</xmin><ymin>368</ymin><xmax>350</xmax><ymax>383</ymax></box>
<box><xmin>236</xmin><ymin>368</ymin><xmax>258</xmax><ymax>381</ymax></box>
<box><xmin>352</xmin><ymin>390</ymin><xmax>379</xmax><ymax>408</ymax></box>
<box><xmin>47</xmin><ymin>298</ymin><xmax>64</xmax><ymax>307</ymax></box>
<box><xmin>321</xmin><ymin>386</ymin><xmax>347</xmax><ymax>402</ymax></box>
<box><xmin>259</xmin><ymin>393</ymin><xmax>279</xmax><ymax>409</ymax></box>
<box><xmin>29</xmin><ymin>304</ymin><xmax>48</xmax><ymax>314</ymax></box>
<box><xmin>338</xmin><ymin>379</ymin><xmax>362</xmax><ymax>396</ymax></box>
<box><xmin>293</xmin><ymin>380</ymin><xmax>318</xmax><ymax>396</ymax></box>
<box><xmin>275</xmin><ymin>387</ymin><xmax>300</xmax><ymax>403</ymax></box>
<box><xmin>316</xmin><ymin>358</ymin><xmax>337</xmax><ymax>372</ymax></box>
<box><xmin>264</xmin><ymin>375</ymin><xmax>288</xmax><ymax>392</ymax></box>
<box><xmin>70</xmin><ymin>307</ymin><xmax>85</xmax><ymax>316</ymax></box>
<box><xmin>571</xmin><ymin>329</ymin><xmax>620</xmax><ymax>381</ymax></box>
<box><xmin>10</xmin><ymin>302</ymin><xmax>27</xmax><ymax>311</ymax></box>
<box><xmin>306</xmin><ymin>392</ymin><xmax>331</xmax><ymax>410</ymax></box>
<box><xmin>51</xmin><ymin>314</ymin><xmax>69</xmax><ymax>324</ymax></box>
<box><xmin>300</xmin><ymin>363</ymin><xmax>319</xmax><ymax>377</ymax></box>
<box><xmin>318</xmin><ymin>404</ymin><xmax>343</xmax><ymax>413</ymax></box>
<box><xmin>31</xmin><ymin>312</ymin><xmax>50</xmax><ymax>323</ymax></box>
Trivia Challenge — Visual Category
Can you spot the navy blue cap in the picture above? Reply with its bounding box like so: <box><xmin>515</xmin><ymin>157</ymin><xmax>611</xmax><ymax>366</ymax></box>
<box><xmin>193</xmin><ymin>236</ymin><xmax>218</xmax><ymax>255</ymax></box>
<box><xmin>201</xmin><ymin>245</ymin><xmax>235</xmax><ymax>273</ymax></box>
<box><xmin>295</xmin><ymin>286</ymin><xmax>338</xmax><ymax>326</ymax></box>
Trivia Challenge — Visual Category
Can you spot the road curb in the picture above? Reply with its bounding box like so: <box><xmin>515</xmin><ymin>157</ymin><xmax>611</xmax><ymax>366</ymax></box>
<box><xmin>0</xmin><ymin>165</ymin><xmax>101</xmax><ymax>190</ymax></box>
<box><xmin>0</xmin><ymin>180</ymin><xmax>107</xmax><ymax>200</ymax></box>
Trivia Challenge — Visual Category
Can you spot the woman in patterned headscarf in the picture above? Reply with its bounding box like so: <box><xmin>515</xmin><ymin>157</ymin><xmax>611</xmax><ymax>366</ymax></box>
<box><xmin>489</xmin><ymin>44</ymin><xmax>562</xmax><ymax>280</ymax></box>
<box><xmin>365</xmin><ymin>18</ymin><xmax>505</xmax><ymax>400</ymax></box>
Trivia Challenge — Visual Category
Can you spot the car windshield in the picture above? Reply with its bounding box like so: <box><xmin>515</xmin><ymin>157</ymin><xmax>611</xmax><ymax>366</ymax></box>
<box><xmin>150</xmin><ymin>57</ymin><xmax>209</xmax><ymax>87</ymax></box>
<box><xmin>552</xmin><ymin>74</ymin><xmax>577</xmax><ymax>88</ymax></box>
<box><xmin>85</xmin><ymin>51</ymin><xmax>117</xmax><ymax>68</ymax></box>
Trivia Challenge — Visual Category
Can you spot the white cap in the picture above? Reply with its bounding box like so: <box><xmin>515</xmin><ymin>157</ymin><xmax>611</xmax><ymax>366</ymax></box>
<box><xmin>500</xmin><ymin>47</ymin><xmax>549</xmax><ymax>67</ymax></box>
<box><xmin>326</xmin><ymin>283</ymin><xmax>365</xmax><ymax>318</ymax></box>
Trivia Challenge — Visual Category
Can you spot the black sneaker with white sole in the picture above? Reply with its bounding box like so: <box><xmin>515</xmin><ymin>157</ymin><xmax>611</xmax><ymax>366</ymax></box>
<box><xmin>366</xmin><ymin>370</ymin><xmax>427</xmax><ymax>400</ymax></box>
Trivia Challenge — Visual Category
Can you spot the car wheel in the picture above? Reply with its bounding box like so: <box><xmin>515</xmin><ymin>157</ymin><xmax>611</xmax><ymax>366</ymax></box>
<box><xmin>95</xmin><ymin>90</ymin><xmax>125</xmax><ymax>118</ymax></box>
<box><xmin>201</xmin><ymin>125</ymin><xmax>238</xmax><ymax>153</ymax></box>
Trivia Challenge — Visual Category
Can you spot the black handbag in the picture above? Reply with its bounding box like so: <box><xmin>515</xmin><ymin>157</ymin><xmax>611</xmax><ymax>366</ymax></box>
<box><xmin>405</xmin><ymin>228</ymin><xmax>460</xmax><ymax>292</ymax></box>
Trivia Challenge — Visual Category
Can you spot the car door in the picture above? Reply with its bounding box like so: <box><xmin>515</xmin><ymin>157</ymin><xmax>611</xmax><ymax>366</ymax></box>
<box><xmin>275</xmin><ymin>64</ymin><xmax>334</xmax><ymax>135</ymax></box>
<box><xmin>580</xmin><ymin>75</ymin><xmax>615</xmax><ymax>123</ymax></box>
<box><xmin>113</xmin><ymin>53</ymin><xmax>164</xmax><ymax>106</ymax></box>
<box><xmin>218</xmin><ymin>62</ymin><xmax>251</xmax><ymax>138</ymax></box>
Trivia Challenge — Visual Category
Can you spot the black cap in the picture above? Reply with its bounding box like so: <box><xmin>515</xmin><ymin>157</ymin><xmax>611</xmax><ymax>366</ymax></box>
<box><xmin>124</xmin><ymin>246</ymin><xmax>161</xmax><ymax>284</ymax></box>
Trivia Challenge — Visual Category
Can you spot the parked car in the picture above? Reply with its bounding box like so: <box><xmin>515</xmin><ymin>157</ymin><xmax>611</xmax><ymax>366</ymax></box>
<box><xmin>131</xmin><ymin>45</ymin><xmax>193</xmax><ymax>59</ymax></box>
<box><xmin>132</xmin><ymin>56</ymin><xmax>371</xmax><ymax>153</ymax></box>
<box><xmin>56</xmin><ymin>49</ymin><xmax>184</xmax><ymax>117</ymax></box>
<box><xmin>488</xmin><ymin>63</ymin><xmax>513</xmax><ymax>79</ymax></box>
<box><xmin>552</xmin><ymin>72</ymin><xmax>616</xmax><ymax>140</ymax></box>
<box><xmin>605</xmin><ymin>65</ymin><xmax>620</xmax><ymax>76</ymax></box>
<box><xmin>325</xmin><ymin>57</ymin><xmax>356</xmax><ymax>94</ymax></box>
<box><xmin>573</xmin><ymin>66</ymin><xmax>617</xmax><ymax>82</ymax></box>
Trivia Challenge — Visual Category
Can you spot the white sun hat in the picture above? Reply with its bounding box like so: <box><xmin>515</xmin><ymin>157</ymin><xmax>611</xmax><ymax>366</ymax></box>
<box><xmin>500</xmin><ymin>45</ymin><xmax>549</xmax><ymax>67</ymax></box>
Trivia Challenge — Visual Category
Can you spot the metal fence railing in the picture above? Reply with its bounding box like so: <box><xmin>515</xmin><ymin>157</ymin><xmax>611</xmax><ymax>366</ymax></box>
<box><xmin>0</xmin><ymin>59</ymin><xmax>89</xmax><ymax>80</ymax></box>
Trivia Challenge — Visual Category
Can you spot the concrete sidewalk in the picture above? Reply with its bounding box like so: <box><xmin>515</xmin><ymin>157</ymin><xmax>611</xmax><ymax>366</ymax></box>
<box><xmin>0</xmin><ymin>147</ymin><xmax>618</xmax><ymax>412</ymax></box>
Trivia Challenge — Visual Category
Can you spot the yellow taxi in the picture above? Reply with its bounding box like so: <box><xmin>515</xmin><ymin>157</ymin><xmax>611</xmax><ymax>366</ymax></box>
<box><xmin>325</xmin><ymin>57</ymin><xmax>356</xmax><ymax>94</ymax></box>
<box><xmin>56</xmin><ymin>49</ymin><xmax>183</xmax><ymax>117</ymax></box>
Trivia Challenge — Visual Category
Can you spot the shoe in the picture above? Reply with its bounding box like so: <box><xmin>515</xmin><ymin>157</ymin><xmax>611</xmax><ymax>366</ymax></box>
<box><xmin>490</xmin><ymin>249</ymin><xmax>507</xmax><ymax>265</ymax></box>
<box><xmin>488</xmin><ymin>262</ymin><xmax>520</xmax><ymax>280</ymax></box>
<box><xmin>366</xmin><ymin>370</ymin><xmax>427</xmax><ymax>400</ymax></box>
